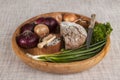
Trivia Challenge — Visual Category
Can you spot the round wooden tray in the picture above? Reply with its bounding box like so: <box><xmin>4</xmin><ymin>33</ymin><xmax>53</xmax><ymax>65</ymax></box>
<box><xmin>12</xmin><ymin>12</ymin><xmax>110</xmax><ymax>74</ymax></box>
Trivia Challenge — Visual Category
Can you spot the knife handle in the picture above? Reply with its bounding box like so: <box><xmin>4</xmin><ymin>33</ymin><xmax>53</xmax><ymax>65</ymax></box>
<box><xmin>86</xmin><ymin>28</ymin><xmax>94</xmax><ymax>49</ymax></box>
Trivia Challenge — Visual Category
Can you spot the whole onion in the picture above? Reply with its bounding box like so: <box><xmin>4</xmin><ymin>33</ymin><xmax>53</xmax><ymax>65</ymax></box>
<box><xmin>16</xmin><ymin>30</ymin><xmax>39</xmax><ymax>49</ymax></box>
<box><xmin>35</xmin><ymin>17</ymin><xmax>45</xmax><ymax>24</ymax></box>
<box><xmin>44</xmin><ymin>17</ymin><xmax>59</xmax><ymax>33</ymax></box>
<box><xmin>20</xmin><ymin>23</ymin><xmax>35</xmax><ymax>33</ymax></box>
<box><xmin>35</xmin><ymin>17</ymin><xmax>59</xmax><ymax>33</ymax></box>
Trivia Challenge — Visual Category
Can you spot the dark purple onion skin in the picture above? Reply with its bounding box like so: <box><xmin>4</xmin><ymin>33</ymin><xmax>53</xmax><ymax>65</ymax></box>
<box><xmin>16</xmin><ymin>31</ymin><xmax>39</xmax><ymax>49</ymax></box>
<box><xmin>35</xmin><ymin>17</ymin><xmax>45</xmax><ymax>24</ymax></box>
<box><xmin>44</xmin><ymin>17</ymin><xmax>59</xmax><ymax>33</ymax></box>
<box><xmin>20</xmin><ymin>23</ymin><xmax>36</xmax><ymax>33</ymax></box>
<box><xmin>35</xmin><ymin>17</ymin><xmax>59</xmax><ymax>33</ymax></box>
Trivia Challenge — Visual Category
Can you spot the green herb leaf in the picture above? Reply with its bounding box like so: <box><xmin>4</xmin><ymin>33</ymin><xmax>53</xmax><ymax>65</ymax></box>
<box><xmin>92</xmin><ymin>22</ymin><xmax>113</xmax><ymax>44</ymax></box>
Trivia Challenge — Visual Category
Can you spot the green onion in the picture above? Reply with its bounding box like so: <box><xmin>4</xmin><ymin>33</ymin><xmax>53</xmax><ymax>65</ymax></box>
<box><xmin>36</xmin><ymin>40</ymin><xmax>106</xmax><ymax>63</ymax></box>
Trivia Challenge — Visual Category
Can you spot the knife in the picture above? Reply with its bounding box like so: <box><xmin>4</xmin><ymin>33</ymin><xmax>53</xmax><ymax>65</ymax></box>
<box><xmin>86</xmin><ymin>14</ymin><xmax>96</xmax><ymax>49</ymax></box>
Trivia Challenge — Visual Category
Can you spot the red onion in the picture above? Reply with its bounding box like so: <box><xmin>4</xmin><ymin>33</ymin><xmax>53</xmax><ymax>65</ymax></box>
<box><xmin>35</xmin><ymin>17</ymin><xmax>59</xmax><ymax>33</ymax></box>
<box><xmin>44</xmin><ymin>17</ymin><xmax>59</xmax><ymax>33</ymax></box>
<box><xmin>35</xmin><ymin>17</ymin><xmax>45</xmax><ymax>24</ymax></box>
<box><xmin>16</xmin><ymin>30</ymin><xmax>39</xmax><ymax>49</ymax></box>
<box><xmin>20</xmin><ymin>23</ymin><xmax>35</xmax><ymax>33</ymax></box>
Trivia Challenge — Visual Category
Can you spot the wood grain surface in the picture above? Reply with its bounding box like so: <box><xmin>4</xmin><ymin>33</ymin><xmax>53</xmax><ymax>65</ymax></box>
<box><xmin>0</xmin><ymin>0</ymin><xmax>119</xmax><ymax>80</ymax></box>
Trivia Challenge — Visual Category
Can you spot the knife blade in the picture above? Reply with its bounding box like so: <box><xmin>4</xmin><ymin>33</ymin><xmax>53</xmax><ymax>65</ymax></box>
<box><xmin>86</xmin><ymin>14</ymin><xmax>96</xmax><ymax>49</ymax></box>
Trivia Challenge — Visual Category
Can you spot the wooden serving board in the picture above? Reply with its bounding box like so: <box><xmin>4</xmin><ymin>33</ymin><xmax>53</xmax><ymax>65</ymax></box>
<box><xmin>12</xmin><ymin>12</ymin><xmax>110</xmax><ymax>74</ymax></box>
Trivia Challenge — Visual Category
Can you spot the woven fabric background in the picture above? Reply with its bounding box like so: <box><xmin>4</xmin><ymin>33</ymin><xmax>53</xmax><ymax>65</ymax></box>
<box><xmin>0</xmin><ymin>0</ymin><xmax>120</xmax><ymax>80</ymax></box>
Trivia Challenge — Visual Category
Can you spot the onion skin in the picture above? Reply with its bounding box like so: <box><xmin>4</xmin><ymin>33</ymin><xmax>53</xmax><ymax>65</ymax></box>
<box><xmin>44</xmin><ymin>17</ymin><xmax>59</xmax><ymax>33</ymax></box>
<box><xmin>50</xmin><ymin>13</ymin><xmax>62</xmax><ymax>23</ymax></box>
<box><xmin>63</xmin><ymin>13</ymin><xmax>78</xmax><ymax>22</ymax></box>
<box><xmin>35</xmin><ymin>17</ymin><xmax>59</xmax><ymax>33</ymax></box>
<box><xmin>20</xmin><ymin>23</ymin><xmax>36</xmax><ymax>33</ymax></box>
<box><xmin>35</xmin><ymin>17</ymin><xmax>45</xmax><ymax>24</ymax></box>
<box><xmin>16</xmin><ymin>31</ymin><xmax>39</xmax><ymax>49</ymax></box>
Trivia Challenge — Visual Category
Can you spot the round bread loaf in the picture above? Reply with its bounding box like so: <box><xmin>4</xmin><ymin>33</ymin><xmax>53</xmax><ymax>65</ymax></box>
<box><xmin>60</xmin><ymin>22</ymin><xmax>87</xmax><ymax>49</ymax></box>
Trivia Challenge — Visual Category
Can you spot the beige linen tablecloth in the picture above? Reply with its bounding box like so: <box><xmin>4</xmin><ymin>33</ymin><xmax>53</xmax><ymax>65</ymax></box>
<box><xmin>0</xmin><ymin>0</ymin><xmax>120</xmax><ymax>80</ymax></box>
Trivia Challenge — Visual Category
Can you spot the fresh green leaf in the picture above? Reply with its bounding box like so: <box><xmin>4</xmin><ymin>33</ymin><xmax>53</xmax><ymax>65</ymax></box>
<box><xmin>92</xmin><ymin>22</ymin><xmax>113</xmax><ymax>44</ymax></box>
